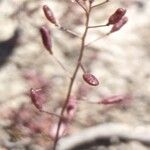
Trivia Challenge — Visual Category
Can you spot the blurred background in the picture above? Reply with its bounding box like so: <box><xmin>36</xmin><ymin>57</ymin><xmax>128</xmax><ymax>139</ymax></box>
<box><xmin>0</xmin><ymin>0</ymin><xmax>150</xmax><ymax>150</ymax></box>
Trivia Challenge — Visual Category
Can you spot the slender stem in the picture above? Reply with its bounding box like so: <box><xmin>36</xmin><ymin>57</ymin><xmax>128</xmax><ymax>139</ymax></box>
<box><xmin>40</xmin><ymin>110</ymin><xmax>62</xmax><ymax>118</ymax></box>
<box><xmin>78</xmin><ymin>98</ymin><xmax>98</xmax><ymax>104</ymax></box>
<box><xmin>53</xmin><ymin>4</ymin><xmax>92</xmax><ymax>150</ymax></box>
<box><xmin>85</xmin><ymin>34</ymin><xmax>108</xmax><ymax>47</ymax></box>
<box><xmin>76</xmin><ymin>0</ymin><xmax>88</xmax><ymax>14</ymax></box>
<box><xmin>52</xmin><ymin>55</ymin><xmax>72</xmax><ymax>78</ymax></box>
<box><xmin>79</xmin><ymin>63</ymin><xmax>86</xmax><ymax>73</ymax></box>
<box><xmin>88</xmin><ymin>24</ymin><xmax>108</xmax><ymax>28</ymax></box>
<box><xmin>57</xmin><ymin>25</ymin><xmax>81</xmax><ymax>38</ymax></box>
<box><xmin>91</xmin><ymin>0</ymin><xmax>109</xmax><ymax>9</ymax></box>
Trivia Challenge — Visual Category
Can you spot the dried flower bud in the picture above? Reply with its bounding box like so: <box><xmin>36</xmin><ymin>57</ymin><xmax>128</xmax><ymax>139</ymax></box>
<box><xmin>110</xmin><ymin>16</ymin><xmax>128</xmax><ymax>33</ymax></box>
<box><xmin>40</xmin><ymin>25</ymin><xmax>53</xmax><ymax>54</ymax></box>
<box><xmin>65</xmin><ymin>96</ymin><xmax>77</xmax><ymax>121</ymax></box>
<box><xmin>43</xmin><ymin>5</ymin><xmax>57</xmax><ymax>25</ymax></box>
<box><xmin>83</xmin><ymin>73</ymin><xmax>99</xmax><ymax>86</ymax></box>
<box><xmin>107</xmin><ymin>8</ymin><xmax>126</xmax><ymax>25</ymax></box>
<box><xmin>30</xmin><ymin>88</ymin><xmax>45</xmax><ymax>110</ymax></box>
<box><xmin>99</xmin><ymin>95</ymin><xmax>131</xmax><ymax>105</ymax></box>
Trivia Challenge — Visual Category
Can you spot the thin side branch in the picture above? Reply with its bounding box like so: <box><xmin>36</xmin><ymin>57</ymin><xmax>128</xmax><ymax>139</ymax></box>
<box><xmin>88</xmin><ymin>24</ymin><xmax>108</xmax><ymax>28</ymax></box>
<box><xmin>79</xmin><ymin>62</ymin><xmax>86</xmax><ymax>73</ymax></box>
<box><xmin>85</xmin><ymin>34</ymin><xmax>108</xmax><ymax>47</ymax></box>
<box><xmin>57</xmin><ymin>25</ymin><xmax>81</xmax><ymax>38</ymax></box>
<box><xmin>75</xmin><ymin>0</ymin><xmax>88</xmax><ymax>14</ymax></box>
<box><xmin>91</xmin><ymin>0</ymin><xmax>110</xmax><ymax>9</ymax></box>
<box><xmin>52</xmin><ymin>55</ymin><xmax>72</xmax><ymax>78</ymax></box>
<box><xmin>40</xmin><ymin>110</ymin><xmax>62</xmax><ymax>118</ymax></box>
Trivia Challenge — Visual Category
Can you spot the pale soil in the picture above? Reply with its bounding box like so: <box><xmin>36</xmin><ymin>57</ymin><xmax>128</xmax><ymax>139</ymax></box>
<box><xmin>0</xmin><ymin>0</ymin><xmax>150</xmax><ymax>150</ymax></box>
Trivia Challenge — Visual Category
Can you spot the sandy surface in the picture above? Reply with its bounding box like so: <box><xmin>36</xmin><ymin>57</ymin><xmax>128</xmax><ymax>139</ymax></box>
<box><xmin>0</xmin><ymin>0</ymin><xmax>150</xmax><ymax>149</ymax></box>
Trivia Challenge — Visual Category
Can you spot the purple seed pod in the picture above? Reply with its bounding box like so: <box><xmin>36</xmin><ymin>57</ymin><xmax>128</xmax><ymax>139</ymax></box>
<box><xmin>110</xmin><ymin>16</ymin><xmax>128</xmax><ymax>33</ymax></box>
<box><xmin>43</xmin><ymin>5</ymin><xmax>57</xmax><ymax>25</ymax></box>
<box><xmin>40</xmin><ymin>25</ymin><xmax>53</xmax><ymax>54</ymax></box>
<box><xmin>30</xmin><ymin>88</ymin><xmax>45</xmax><ymax>110</ymax></box>
<box><xmin>83</xmin><ymin>73</ymin><xmax>99</xmax><ymax>86</ymax></box>
<box><xmin>107</xmin><ymin>8</ymin><xmax>126</xmax><ymax>25</ymax></box>
<box><xmin>99</xmin><ymin>95</ymin><xmax>131</xmax><ymax>105</ymax></box>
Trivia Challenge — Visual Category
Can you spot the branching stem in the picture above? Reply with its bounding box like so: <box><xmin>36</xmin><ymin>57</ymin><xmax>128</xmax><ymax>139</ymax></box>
<box><xmin>53</xmin><ymin>3</ymin><xmax>92</xmax><ymax>150</ymax></box>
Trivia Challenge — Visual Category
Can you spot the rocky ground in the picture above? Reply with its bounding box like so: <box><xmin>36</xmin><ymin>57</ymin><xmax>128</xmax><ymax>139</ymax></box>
<box><xmin>0</xmin><ymin>0</ymin><xmax>150</xmax><ymax>150</ymax></box>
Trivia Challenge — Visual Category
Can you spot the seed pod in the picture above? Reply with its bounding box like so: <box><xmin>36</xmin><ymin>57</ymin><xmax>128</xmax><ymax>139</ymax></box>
<box><xmin>83</xmin><ymin>73</ymin><xmax>99</xmax><ymax>86</ymax></box>
<box><xmin>99</xmin><ymin>95</ymin><xmax>131</xmax><ymax>105</ymax></box>
<box><xmin>43</xmin><ymin>5</ymin><xmax>57</xmax><ymax>25</ymax></box>
<box><xmin>110</xmin><ymin>16</ymin><xmax>128</xmax><ymax>33</ymax></box>
<box><xmin>30</xmin><ymin>88</ymin><xmax>45</xmax><ymax>110</ymax></box>
<box><xmin>40</xmin><ymin>25</ymin><xmax>53</xmax><ymax>54</ymax></box>
<box><xmin>107</xmin><ymin>8</ymin><xmax>126</xmax><ymax>25</ymax></box>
